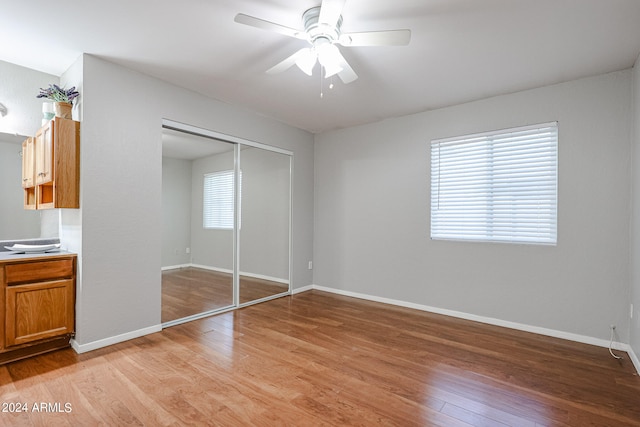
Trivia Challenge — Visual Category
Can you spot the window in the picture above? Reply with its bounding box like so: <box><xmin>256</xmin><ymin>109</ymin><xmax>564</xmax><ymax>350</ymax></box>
<box><xmin>430</xmin><ymin>122</ymin><xmax>557</xmax><ymax>245</ymax></box>
<box><xmin>203</xmin><ymin>170</ymin><xmax>241</xmax><ymax>229</ymax></box>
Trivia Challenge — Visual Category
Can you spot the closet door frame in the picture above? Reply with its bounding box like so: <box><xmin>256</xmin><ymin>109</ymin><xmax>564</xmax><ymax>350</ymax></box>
<box><xmin>161</xmin><ymin>119</ymin><xmax>293</xmax><ymax>328</ymax></box>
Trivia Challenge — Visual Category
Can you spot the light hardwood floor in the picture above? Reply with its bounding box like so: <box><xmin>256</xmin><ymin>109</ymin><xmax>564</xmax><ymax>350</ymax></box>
<box><xmin>162</xmin><ymin>267</ymin><xmax>289</xmax><ymax>323</ymax></box>
<box><xmin>1</xmin><ymin>290</ymin><xmax>639</xmax><ymax>426</ymax></box>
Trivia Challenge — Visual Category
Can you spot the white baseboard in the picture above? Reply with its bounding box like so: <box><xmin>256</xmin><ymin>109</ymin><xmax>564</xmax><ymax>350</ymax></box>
<box><xmin>629</xmin><ymin>346</ymin><xmax>640</xmax><ymax>374</ymax></box>
<box><xmin>190</xmin><ymin>263</ymin><xmax>232</xmax><ymax>275</ymax></box>
<box><xmin>187</xmin><ymin>263</ymin><xmax>289</xmax><ymax>285</ymax></box>
<box><xmin>241</xmin><ymin>271</ymin><xmax>289</xmax><ymax>285</ymax></box>
<box><xmin>292</xmin><ymin>284</ymin><xmax>314</xmax><ymax>295</ymax></box>
<box><xmin>70</xmin><ymin>324</ymin><xmax>162</xmax><ymax>354</ymax></box>
<box><xmin>309</xmin><ymin>285</ymin><xmax>638</xmax><ymax>373</ymax></box>
<box><xmin>161</xmin><ymin>264</ymin><xmax>191</xmax><ymax>271</ymax></box>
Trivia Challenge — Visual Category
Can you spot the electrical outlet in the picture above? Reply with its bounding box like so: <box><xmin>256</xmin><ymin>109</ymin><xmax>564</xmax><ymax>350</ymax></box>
<box><xmin>186</xmin><ymin>247</ymin><xmax>191</xmax><ymax>254</ymax></box>
<box><xmin>308</xmin><ymin>261</ymin><xmax>313</xmax><ymax>270</ymax></box>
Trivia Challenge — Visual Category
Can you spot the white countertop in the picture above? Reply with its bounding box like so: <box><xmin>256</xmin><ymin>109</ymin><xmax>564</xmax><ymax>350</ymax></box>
<box><xmin>0</xmin><ymin>250</ymin><xmax>76</xmax><ymax>263</ymax></box>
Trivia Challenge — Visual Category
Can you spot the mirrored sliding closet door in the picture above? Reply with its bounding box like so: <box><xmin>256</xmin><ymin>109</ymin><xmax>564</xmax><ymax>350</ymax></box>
<box><xmin>238</xmin><ymin>146</ymin><xmax>291</xmax><ymax>306</ymax></box>
<box><xmin>161</xmin><ymin>122</ymin><xmax>291</xmax><ymax>327</ymax></box>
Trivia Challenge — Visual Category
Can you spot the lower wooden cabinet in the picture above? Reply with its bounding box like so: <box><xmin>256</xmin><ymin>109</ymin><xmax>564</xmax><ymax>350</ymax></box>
<box><xmin>5</xmin><ymin>279</ymin><xmax>74</xmax><ymax>347</ymax></box>
<box><xmin>0</xmin><ymin>254</ymin><xmax>76</xmax><ymax>364</ymax></box>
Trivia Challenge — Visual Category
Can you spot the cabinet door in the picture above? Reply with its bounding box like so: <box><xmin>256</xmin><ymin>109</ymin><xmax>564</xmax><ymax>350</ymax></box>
<box><xmin>22</xmin><ymin>137</ymin><xmax>37</xmax><ymax>209</ymax></box>
<box><xmin>35</xmin><ymin>120</ymin><xmax>54</xmax><ymax>185</ymax></box>
<box><xmin>5</xmin><ymin>279</ymin><xmax>74</xmax><ymax>347</ymax></box>
<box><xmin>21</xmin><ymin>137</ymin><xmax>35</xmax><ymax>188</ymax></box>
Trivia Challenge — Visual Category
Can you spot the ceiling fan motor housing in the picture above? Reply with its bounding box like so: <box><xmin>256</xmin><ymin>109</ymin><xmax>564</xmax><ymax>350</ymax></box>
<box><xmin>303</xmin><ymin>6</ymin><xmax>342</xmax><ymax>44</ymax></box>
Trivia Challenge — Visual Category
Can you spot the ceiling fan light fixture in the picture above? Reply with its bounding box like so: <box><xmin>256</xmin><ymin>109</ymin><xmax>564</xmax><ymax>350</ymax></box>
<box><xmin>321</xmin><ymin>60</ymin><xmax>343</xmax><ymax>78</ymax></box>
<box><xmin>295</xmin><ymin>48</ymin><xmax>317</xmax><ymax>76</ymax></box>
<box><xmin>316</xmin><ymin>39</ymin><xmax>343</xmax><ymax>78</ymax></box>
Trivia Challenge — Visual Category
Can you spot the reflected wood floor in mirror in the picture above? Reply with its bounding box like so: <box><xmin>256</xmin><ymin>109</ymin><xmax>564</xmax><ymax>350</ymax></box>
<box><xmin>1</xmin><ymin>290</ymin><xmax>639</xmax><ymax>426</ymax></box>
<box><xmin>162</xmin><ymin>267</ymin><xmax>288</xmax><ymax>323</ymax></box>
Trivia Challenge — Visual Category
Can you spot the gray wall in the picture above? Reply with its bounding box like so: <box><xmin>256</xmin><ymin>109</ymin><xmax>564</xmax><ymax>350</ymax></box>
<box><xmin>186</xmin><ymin>146</ymin><xmax>291</xmax><ymax>281</ymax></box>
<box><xmin>161</xmin><ymin>156</ymin><xmax>192</xmax><ymax>267</ymax></box>
<box><xmin>237</xmin><ymin>147</ymin><xmax>290</xmax><ymax>281</ymax></box>
<box><xmin>314</xmin><ymin>70</ymin><xmax>633</xmax><ymax>344</ymax></box>
<box><xmin>64</xmin><ymin>54</ymin><xmax>314</xmax><ymax>347</ymax></box>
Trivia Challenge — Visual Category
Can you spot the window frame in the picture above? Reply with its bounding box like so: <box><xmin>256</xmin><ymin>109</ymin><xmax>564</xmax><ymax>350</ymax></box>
<box><xmin>430</xmin><ymin>122</ymin><xmax>558</xmax><ymax>245</ymax></box>
<box><xmin>203</xmin><ymin>169</ymin><xmax>241</xmax><ymax>230</ymax></box>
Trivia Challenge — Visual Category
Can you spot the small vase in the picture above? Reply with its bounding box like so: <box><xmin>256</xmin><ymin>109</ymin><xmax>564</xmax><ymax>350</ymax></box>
<box><xmin>42</xmin><ymin>102</ymin><xmax>54</xmax><ymax>120</ymax></box>
<box><xmin>42</xmin><ymin>102</ymin><xmax>54</xmax><ymax>126</ymax></box>
<box><xmin>54</xmin><ymin>102</ymin><xmax>73</xmax><ymax>119</ymax></box>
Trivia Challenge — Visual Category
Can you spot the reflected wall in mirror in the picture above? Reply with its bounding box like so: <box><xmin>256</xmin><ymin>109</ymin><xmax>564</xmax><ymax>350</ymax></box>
<box><xmin>0</xmin><ymin>133</ymin><xmax>41</xmax><ymax>239</ymax></box>
<box><xmin>161</xmin><ymin>125</ymin><xmax>292</xmax><ymax>325</ymax></box>
<box><xmin>238</xmin><ymin>147</ymin><xmax>291</xmax><ymax>304</ymax></box>
<box><xmin>162</xmin><ymin>129</ymin><xmax>235</xmax><ymax>323</ymax></box>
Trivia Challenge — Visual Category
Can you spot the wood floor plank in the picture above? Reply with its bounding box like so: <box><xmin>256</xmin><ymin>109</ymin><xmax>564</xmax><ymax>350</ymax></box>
<box><xmin>162</xmin><ymin>267</ymin><xmax>288</xmax><ymax>323</ymax></box>
<box><xmin>1</xmin><ymin>290</ymin><xmax>639</xmax><ymax>426</ymax></box>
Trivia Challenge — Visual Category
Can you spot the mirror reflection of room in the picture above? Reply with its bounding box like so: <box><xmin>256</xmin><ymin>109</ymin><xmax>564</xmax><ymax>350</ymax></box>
<box><xmin>0</xmin><ymin>133</ymin><xmax>41</xmax><ymax>239</ymax></box>
<box><xmin>161</xmin><ymin>128</ymin><xmax>290</xmax><ymax>325</ymax></box>
<box><xmin>238</xmin><ymin>146</ymin><xmax>291</xmax><ymax>305</ymax></box>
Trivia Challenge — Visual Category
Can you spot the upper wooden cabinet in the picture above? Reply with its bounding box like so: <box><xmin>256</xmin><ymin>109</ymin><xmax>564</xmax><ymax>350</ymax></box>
<box><xmin>23</xmin><ymin>118</ymin><xmax>80</xmax><ymax>209</ymax></box>
<box><xmin>35</xmin><ymin>120</ymin><xmax>54</xmax><ymax>185</ymax></box>
<box><xmin>21</xmin><ymin>137</ymin><xmax>36</xmax><ymax>209</ymax></box>
<box><xmin>21</xmin><ymin>137</ymin><xmax>35</xmax><ymax>188</ymax></box>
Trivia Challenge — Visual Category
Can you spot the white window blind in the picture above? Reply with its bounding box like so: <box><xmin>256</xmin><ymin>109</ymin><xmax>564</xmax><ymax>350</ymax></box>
<box><xmin>203</xmin><ymin>170</ymin><xmax>240</xmax><ymax>230</ymax></box>
<box><xmin>430</xmin><ymin>122</ymin><xmax>557</xmax><ymax>245</ymax></box>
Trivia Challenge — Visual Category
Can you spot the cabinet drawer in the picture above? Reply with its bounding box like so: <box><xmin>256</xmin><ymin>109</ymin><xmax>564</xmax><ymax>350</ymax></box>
<box><xmin>5</xmin><ymin>259</ymin><xmax>74</xmax><ymax>285</ymax></box>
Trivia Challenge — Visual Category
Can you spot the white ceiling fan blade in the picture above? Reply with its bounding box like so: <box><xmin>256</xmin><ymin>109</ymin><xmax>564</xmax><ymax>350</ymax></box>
<box><xmin>334</xmin><ymin>50</ymin><xmax>358</xmax><ymax>84</ymax></box>
<box><xmin>234</xmin><ymin>13</ymin><xmax>306</xmax><ymax>40</ymax></box>
<box><xmin>266</xmin><ymin>48</ymin><xmax>314</xmax><ymax>75</ymax></box>
<box><xmin>339</xmin><ymin>29</ymin><xmax>412</xmax><ymax>47</ymax></box>
<box><xmin>318</xmin><ymin>0</ymin><xmax>346</xmax><ymax>27</ymax></box>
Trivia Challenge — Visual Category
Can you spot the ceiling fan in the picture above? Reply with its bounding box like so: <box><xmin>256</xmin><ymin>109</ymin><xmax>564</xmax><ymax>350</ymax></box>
<box><xmin>234</xmin><ymin>0</ymin><xmax>411</xmax><ymax>84</ymax></box>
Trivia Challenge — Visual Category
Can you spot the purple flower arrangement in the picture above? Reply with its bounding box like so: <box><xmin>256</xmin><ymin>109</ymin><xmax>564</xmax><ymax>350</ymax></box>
<box><xmin>36</xmin><ymin>84</ymin><xmax>79</xmax><ymax>104</ymax></box>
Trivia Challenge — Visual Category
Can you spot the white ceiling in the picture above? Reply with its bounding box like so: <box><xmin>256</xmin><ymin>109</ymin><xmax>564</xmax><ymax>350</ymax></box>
<box><xmin>162</xmin><ymin>128</ymin><xmax>234</xmax><ymax>160</ymax></box>
<box><xmin>1</xmin><ymin>0</ymin><xmax>640</xmax><ymax>134</ymax></box>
